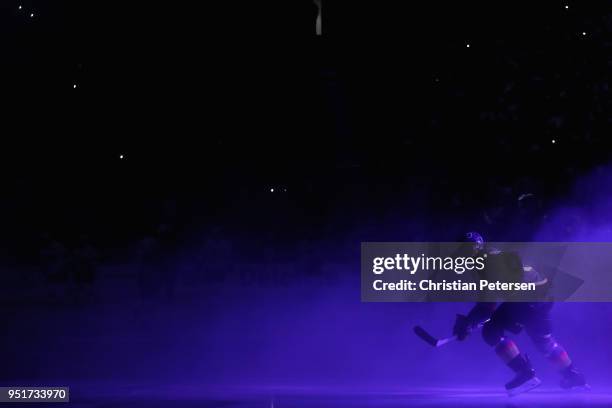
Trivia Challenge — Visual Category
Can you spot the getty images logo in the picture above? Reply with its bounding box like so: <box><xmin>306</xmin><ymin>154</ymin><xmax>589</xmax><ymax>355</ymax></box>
<box><xmin>372</xmin><ymin>253</ymin><xmax>487</xmax><ymax>275</ymax></box>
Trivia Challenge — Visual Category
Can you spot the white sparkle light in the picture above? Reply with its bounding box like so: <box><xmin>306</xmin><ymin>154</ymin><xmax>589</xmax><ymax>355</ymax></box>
<box><xmin>18</xmin><ymin>5</ymin><xmax>22</xmax><ymax>10</ymax></box>
<box><xmin>73</xmin><ymin>84</ymin><xmax>77</xmax><ymax>89</ymax></box>
<box><xmin>552</xmin><ymin>139</ymin><xmax>556</xmax><ymax>144</ymax></box>
<box><xmin>270</xmin><ymin>188</ymin><xmax>274</xmax><ymax>193</ymax></box>
<box><xmin>466</xmin><ymin>43</ymin><xmax>470</xmax><ymax>48</ymax></box>
<box><xmin>119</xmin><ymin>154</ymin><xmax>125</xmax><ymax>159</ymax></box>
<box><xmin>30</xmin><ymin>12</ymin><xmax>34</xmax><ymax>17</ymax></box>
<box><xmin>582</xmin><ymin>32</ymin><xmax>586</xmax><ymax>36</ymax></box>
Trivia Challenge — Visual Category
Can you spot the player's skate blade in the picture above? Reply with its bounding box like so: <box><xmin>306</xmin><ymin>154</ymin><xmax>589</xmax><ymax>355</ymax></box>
<box><xmin>564</xmin><ymin>384</ymin><xmax>592</xmax><ymax>392</ymax></box>
<box><xmin>506</xmin><ymin>376</ymin><xmax>542</xmax><ymax>396</ymax></box>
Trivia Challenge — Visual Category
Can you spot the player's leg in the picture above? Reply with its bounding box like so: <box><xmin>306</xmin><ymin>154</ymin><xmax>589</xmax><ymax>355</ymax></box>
<box><xmin>482</xmin><ymin>303</ymin><xmax>541</xmax><ymax>395</ymax></box>
<box><xmin>525</xmin><ymin>304</ymin><xmax>588</xmax><ymax>390</ymax></box>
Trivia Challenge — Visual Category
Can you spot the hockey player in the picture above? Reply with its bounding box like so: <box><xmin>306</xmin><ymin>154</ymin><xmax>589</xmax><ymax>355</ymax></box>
<box><xmin>453</xmin><ymin>232</ymin><xmax>588</xmax><ymax>396</ymax></box>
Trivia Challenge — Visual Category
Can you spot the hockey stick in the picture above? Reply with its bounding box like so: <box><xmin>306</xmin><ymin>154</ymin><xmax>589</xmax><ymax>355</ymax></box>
<box><xmin>413</xmin><ymin>326</ymin><xmax>457</xmax><ymax>348</ymax></box>
<box><xmin>413</xmin><ymin>320</ymin><xmax>489</xmax><ymax>348</ymax></box>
